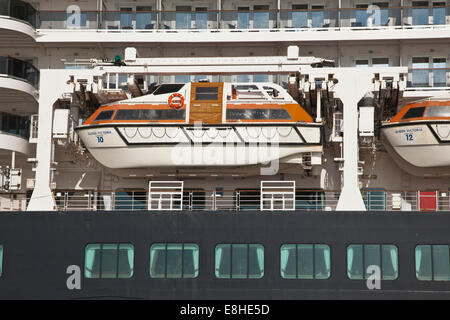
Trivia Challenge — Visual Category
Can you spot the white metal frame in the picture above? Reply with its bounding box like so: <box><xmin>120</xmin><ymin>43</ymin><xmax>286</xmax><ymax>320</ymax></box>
<box><xmin>148</xmin><ymin>181</ymin><xmax>184</xmax><ymax>211</ymax></box>
<box><xmin>260</xmin><ymin>180</ymin><xmax>296</xmax><ymax>211</ymax></box>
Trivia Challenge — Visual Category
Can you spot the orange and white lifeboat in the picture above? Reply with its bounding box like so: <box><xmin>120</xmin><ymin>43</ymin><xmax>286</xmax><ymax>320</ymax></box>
<box><xmin>75</xmin><ymin>82</ymin><xmax>323</xmax><ymax>169</ymax></box>
<box><xmin>381</xmin><ymin>99</ymin><xmax>450</xmax><ymax>168</ymax></box>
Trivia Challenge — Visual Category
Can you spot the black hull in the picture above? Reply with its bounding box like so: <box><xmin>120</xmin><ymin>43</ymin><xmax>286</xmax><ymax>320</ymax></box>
<box><xmin>1</xmin><ymin>211</ymin><xmax>450</xmax><ymax>299</ymax></box>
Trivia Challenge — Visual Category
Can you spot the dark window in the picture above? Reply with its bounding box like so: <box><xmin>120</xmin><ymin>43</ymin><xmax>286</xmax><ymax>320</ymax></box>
<box><xmin>94</xmin><ymin>110</ymin><xmax>114</xmax><ymax>121</ymax></box>
<box><xmin>183</xmin><ymin>189</ymin><xmax>206</xmax><ymax>210</ymax></box>
<box><xmin>114</xmin><ymin>109</ymin><xmax>186</xmax><ymax>120</ymax></box>
<box><xmin>114</xmin><ymin>189</ymin><xmax>146</xmax><ymax>210</ymax></box>
<box><xmin>295</xmin><ymin>190</ymin><xmax>325</xmax><ymax>210</ymax></box>
<box><xmin>85</xmin><ymin>243</ymin><xmax>134</xmax><ymax>279</ymax></box>
<box><xmin>402</xmin><ymin>107</ymin><xmax>426</xmax><ymax>120</ymax></box>
<box><xmin>281</xmin><ymin>244</ymin><xmax>331</xmax><ymax>279</ymax></box>
<box><xmin>235</xmin><ymin>189</ymin><xmax>260</xmax><ymax>210</ymax></box>
<box><xmin>141</xmin><ymin>109</ymin><xmax>186</xmax><ymax>120</ymax></box>
<box><xmin>150</xmin><ymin>243</ymin><xmax>199</xmax><ymax>278</ymax></box>
<box><xmin>195</xmin><ymin>87</ymin><xmax>219</xmax><ymax>100</ymax></box>
<box><xmin>152</xmin><ymin>84</ymin><xmax>185</xmax><ymax>95</ymax></box>
<box><xmin>227</xmin><ymin>109</ymin><xmax>292</xmax><ymax>120</ymax></box>
<box><xmin>215</xmin><ymin>244</ymin><xmax>264</xmax><ymax>279</ymax></box>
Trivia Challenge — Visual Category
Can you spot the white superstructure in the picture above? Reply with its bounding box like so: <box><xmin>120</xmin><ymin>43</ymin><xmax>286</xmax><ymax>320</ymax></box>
<box><xmin>1</xmin><ymin>0</ymin><xmax>450</xmax><ymax>213</ymax></box>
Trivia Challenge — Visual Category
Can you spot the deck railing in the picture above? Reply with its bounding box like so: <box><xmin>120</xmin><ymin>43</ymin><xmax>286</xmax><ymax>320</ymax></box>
<box><xmin>2</xmin><ymin>189</ymin><xmax>449</xmax><ymax>212</ymax></box>
<box><xmin>34</xmin><ymin>6</ymin><xmax>450</xmax><ymax>31</ymax></box>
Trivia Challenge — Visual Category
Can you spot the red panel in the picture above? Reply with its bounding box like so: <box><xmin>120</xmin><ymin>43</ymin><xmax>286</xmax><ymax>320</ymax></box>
<box><xmin>419</xmin><ymin>191</ymin><xmax>437</xmax><ymax>212</ymax></box>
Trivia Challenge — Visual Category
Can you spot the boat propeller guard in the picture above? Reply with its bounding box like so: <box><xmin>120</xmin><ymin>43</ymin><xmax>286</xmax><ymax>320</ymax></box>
<box><xmin>168</xmin><ymin>93</ymin><xmax>184</xmax><ymax>109</ymax></box>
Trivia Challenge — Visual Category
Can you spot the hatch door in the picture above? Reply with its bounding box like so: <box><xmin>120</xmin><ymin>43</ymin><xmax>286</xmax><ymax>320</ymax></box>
<box><xmin>189</xmin><ymin>82</ymin><xmax>223</xmax><ymax>124</ymax></box>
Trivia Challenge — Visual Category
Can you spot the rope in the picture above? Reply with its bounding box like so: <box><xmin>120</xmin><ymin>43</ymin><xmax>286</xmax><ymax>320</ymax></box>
<box><xmin>165</xmin><ymin>127</ymin><xmax>180</xmax><ymax>139</ymax></box>
<box><xmin>137</xmin><ymin>127</ymin><xmax>152</xmax><ymax>139</ymax></box>
<box><xmin>436</xmin><ymin>124</ymin><xmax>450</xmax><ymax>139</ymax></box>
<box><xmin>123</xmin><ymin>128</ymin><xmax>138</xmax><ymax>138</ymax></box>
<box><xmin>277</xmin><ymin>127</ymin><xmax>293</xmax><ymax>138</ymax></box>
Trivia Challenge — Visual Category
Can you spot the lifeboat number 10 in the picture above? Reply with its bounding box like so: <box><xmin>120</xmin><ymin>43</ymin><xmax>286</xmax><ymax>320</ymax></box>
<box><xmin>405</xmin><ymin>134</ymin><xmax>414</xmax><ymax>141</ymax></box>
<box><xmin>97</xmin><ymin>136</ymin><xmax>104</xmax><ymax>143</ymax></box>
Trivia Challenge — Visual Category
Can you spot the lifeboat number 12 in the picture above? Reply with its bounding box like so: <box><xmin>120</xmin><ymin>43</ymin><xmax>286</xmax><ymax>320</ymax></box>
<box><xmin>97</xmin><ymin>136</ymin><xmax>104</xmax><ymax>143</ymax></box>
<box><xmin>405</xmin><ymin>134</ymin><xmax>413</xmax><ymax>141</ymax></box>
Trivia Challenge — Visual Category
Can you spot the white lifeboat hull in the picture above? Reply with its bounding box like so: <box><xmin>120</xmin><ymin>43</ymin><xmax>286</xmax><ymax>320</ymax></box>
<box><xmin>76</xmin><ymin>124</ymin><xmax>323</xmax><ymax>169</ymax></box>
<box><xmin>381</xmin><ymin>122</ymin><xmax>450</xmax><ymax>168</ymax></box>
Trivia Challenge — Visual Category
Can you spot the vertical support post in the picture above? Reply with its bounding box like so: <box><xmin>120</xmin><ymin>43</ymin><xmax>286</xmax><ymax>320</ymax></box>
<box><xmin>27</xmin><ymin>70</ymin><xmax>61</xmax><ymax>211</ymax></box>
<box><xmin>334</xmin><ymin>70</ymin><xmax>371</xmax><ymax>211</ymax></box>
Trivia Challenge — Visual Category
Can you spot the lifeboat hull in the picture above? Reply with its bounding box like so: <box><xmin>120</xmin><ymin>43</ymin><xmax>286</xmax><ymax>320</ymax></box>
<box><xmin>381</xmin><ymin>122</ymin><xmax>450</xmax><ymax>168</ymax></box>
<box><xmin>76</xmin><ymin>124</ymin><xmax>323</xmax><ymax>169</ymax></box>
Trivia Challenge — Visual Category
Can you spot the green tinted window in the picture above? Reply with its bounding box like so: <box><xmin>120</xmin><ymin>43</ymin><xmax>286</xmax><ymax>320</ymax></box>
<box><xmin>85</xmin><ymin>243</ymin><xmax>134</xmax><ymax>279</ymax></box>
<box><xmin>280</xmin><ymin>244</ymin><xmax>330</xmax><ymax>279</ymax></box>
<box><xmin>416</xmin><ymin>245</ymin><xmax>450</xmax><ymax>281</ymax></box>
<box><xmin>347</xmin><ymin>244</ymin><xmax>398</xmax><ymax>280</ymax></box>
<box><xmin>150</xmin><ymin>243</ymin><xmax>199</xmax><ymax>279</ymax></box>
<box><xmin>215</xmin><ymin>244</ymin><xmax>264</xmax><ymax>279</ymax></box>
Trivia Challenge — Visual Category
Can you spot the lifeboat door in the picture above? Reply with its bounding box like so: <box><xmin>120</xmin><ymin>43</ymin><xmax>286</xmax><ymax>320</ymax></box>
<box><xmin>189</xmin><ymin>82</ymin><xmax>223</xmax><ymax>124</ymax></box>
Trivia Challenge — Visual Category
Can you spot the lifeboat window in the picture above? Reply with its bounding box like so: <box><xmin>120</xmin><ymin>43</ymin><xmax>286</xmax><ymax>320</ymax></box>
<box><xmin>233</xmin><ymin>85</ymin><xmax>265</xmax><ymax>99</ymax></box>
<box><xmin>94</xmin><ymin>110</ymin><xmax>115</xmax><ymax>122</ymax></box>
<box><xmin>152</xmin><ymin>84</ymin><xmax>185</xmax><ymax>95</ymax></box>
<box><xmin>85</xmin><ymin>243</ymin><xmax>134</xmax><ymax>279</ymax></box>
<box><xmin>114</xmin><ymin>109</ymin><xmax>186</xmax><ymax>120</ymax></box>
<box><xmin>227</xmin><ymin>109</ymin><xmax>292</xmax><ymax>120</ymax></box>
<box><xmin>402</xmin><ymin>107</ymin><xmax>426</xmax><ymax>120</ymax></box>
<box><xmin>215</xmin><ymin>244</ymin><xmax>264</xmax><ymax>279</ymax></box>
<box><xmin>195</xmin><ymin>87</ymin><xmax>219</xmax><ymax>100</ymax></box>
<box><xmin>347</xmin><ymin>244</ymin><xmax>398</xmax><ymax>280</ymax></box>
<box><xmin>425</xmin><ymin>106</ymin><xmax>450</xmax><ymax>118</ymax></box>
<box><xmin>416</xmin><ymin>245</ymin><xmax>450</xmax><ymax>281</ymax></box>
<box><xmin>150</xmin><ymin>243</ymin><xmax>199</xmax><ymax>279</ymax></box>
<box><xmin>280</xmin><ymin>244</ymin><xmax>331</xmax><ymax>280</ymax></box>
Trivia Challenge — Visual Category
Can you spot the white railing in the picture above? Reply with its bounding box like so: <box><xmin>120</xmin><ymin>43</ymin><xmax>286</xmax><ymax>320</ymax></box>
<box><xmin>2</xmin><ymin>190</ymin><xmax>449</xmax><ymax>212</ymax></box>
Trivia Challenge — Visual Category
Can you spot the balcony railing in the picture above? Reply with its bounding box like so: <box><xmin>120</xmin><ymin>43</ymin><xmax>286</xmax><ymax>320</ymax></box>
<box><xmin>0</xmin><ymin>56</ymin><xmax>39</xmax><ymax>87</ymax></box>
<box><xmin>0</xmin><ymin>0</ymin><xmax>38</xmax><ymax>28</ymax></box>
<box><xmin>36</xmin><ymin>6</ymin><xmax>450</xmax><ymax>31</ymax></box>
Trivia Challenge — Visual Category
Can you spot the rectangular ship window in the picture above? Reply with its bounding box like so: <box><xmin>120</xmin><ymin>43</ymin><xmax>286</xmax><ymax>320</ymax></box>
<box><xmin>195</xmin><ymin>87</ymin><xmax>219</xmax><ymax>100</ymax></box>
<box><xmin>85</xmin><ymin>244</ymin><xmax>134</xmax><ymax>279</ymax></box>
<box><xmin>215</xmin><ymin>244</ymin><xmax>264</xmax><ymax>279</ymax></box>
<box><xmin>150</xmin><ymin>243</ymin><xmax>199</xmax><ymax>278</ymax></box>
<box><xmin>347</xmin><ymin>244</ymin><xmax>398</xmax><ymax>280</ymax></box>
<box><xmin>280</xmin><ymin>244</ymin><xmax>331</xmax><ymax>279</ymax></box>
<box><xmin>416</xmin><ymin>245</ymin><xmax>450</xmax><ymax>281</ymax></box>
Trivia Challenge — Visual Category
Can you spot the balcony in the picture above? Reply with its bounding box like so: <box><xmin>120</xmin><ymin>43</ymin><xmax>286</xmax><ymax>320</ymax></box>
<box><xmin>0</xmin><ymin>0</ymin><xmax>37</xmax><ymax>45</ymax></box>
<box><xmin>0</xmin><ymin>111</ymin><xmax>31</xmax><ymax>155</ymax></box>
<box><xmin>0</xmin><ymin>57</ymin><xmax>39</xmax><ymax>115</ymax></box>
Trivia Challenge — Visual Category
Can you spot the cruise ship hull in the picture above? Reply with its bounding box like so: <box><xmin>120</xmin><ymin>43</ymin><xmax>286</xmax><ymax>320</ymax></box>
<box><xmin>381</xmin><ymin>122</ymin><xmax>450</xmax><ymax>168</ymax></box>
<box><xmin>76</xmin><ymin>124</ymin><xmax>323</xmax><ymax>169</ymax></box>
<box><xmin>1</xmin><ymin>211</ymin><xmax>450</xmax><ymax>300</ymax></box>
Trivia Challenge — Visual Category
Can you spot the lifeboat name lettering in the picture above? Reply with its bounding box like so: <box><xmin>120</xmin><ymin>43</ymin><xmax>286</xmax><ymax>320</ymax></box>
<box><xmin>87</xmin><ymin>130</ymin><xmax>112</xmax><ymax>136</ymax></box>
<box><xmin>394</xmin><ymin>128</ymin><xmax>423</xmax><ymax>134</ymax></box>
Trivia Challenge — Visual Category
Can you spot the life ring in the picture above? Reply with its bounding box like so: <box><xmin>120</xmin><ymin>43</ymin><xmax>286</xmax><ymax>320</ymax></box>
<box><xmin>168</xmin><ymin>93</ymin><xmax>184</xmax><ymax>109</ymax></box>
